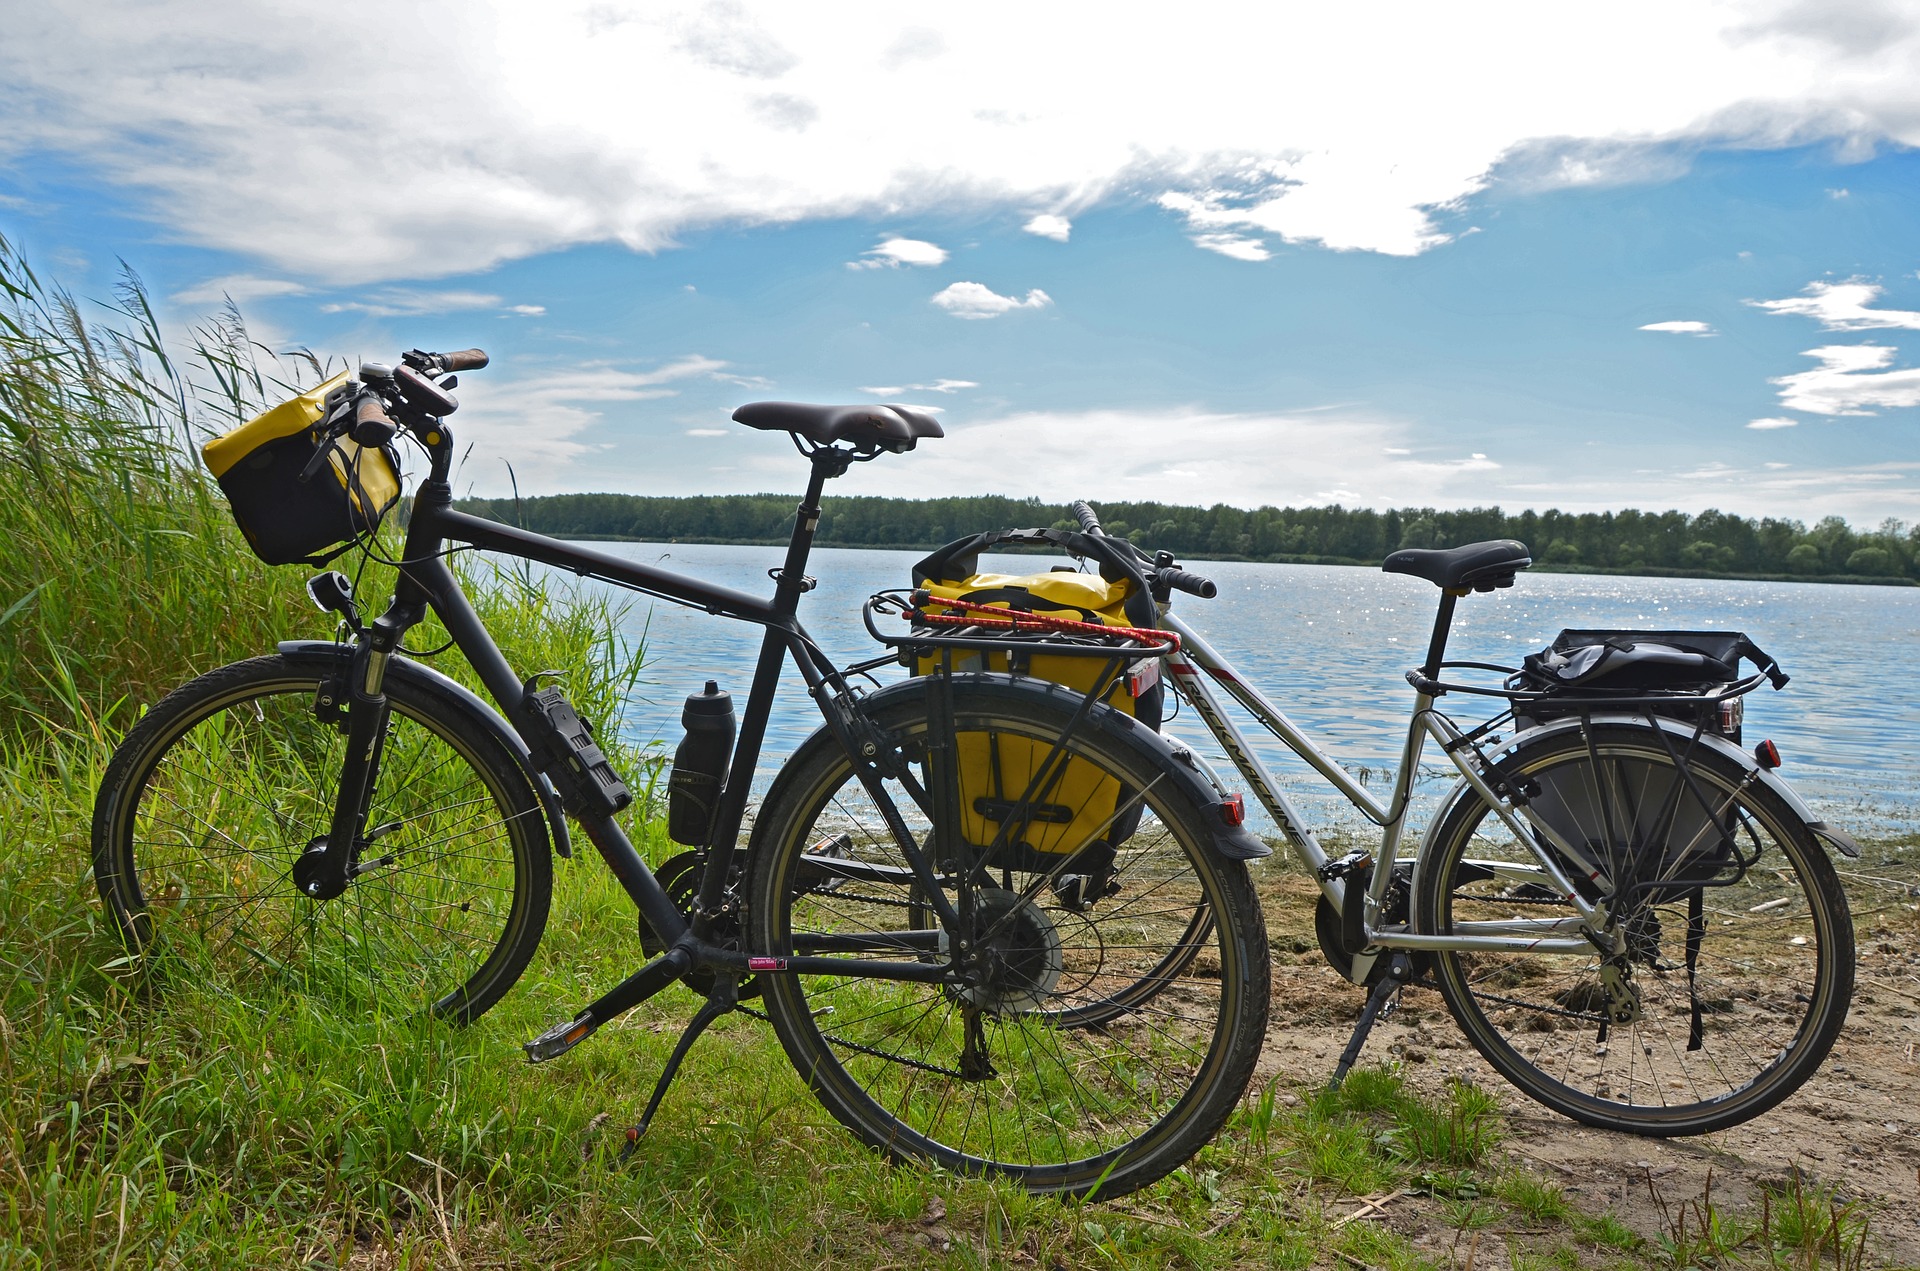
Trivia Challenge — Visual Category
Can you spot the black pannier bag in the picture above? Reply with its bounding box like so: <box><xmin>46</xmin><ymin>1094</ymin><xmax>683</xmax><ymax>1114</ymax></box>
<box><xmin>200</xmin><ymin>372</ymin><xmax>403</xmax><ymax>566</ymax></box>
<box><xmin>1507</xmin><ymin>629</ymin><xmax>1786</xmax><ymax>898</ymax></box>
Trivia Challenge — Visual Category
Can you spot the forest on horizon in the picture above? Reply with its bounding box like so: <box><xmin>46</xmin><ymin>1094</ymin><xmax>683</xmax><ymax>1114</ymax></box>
<box><xmin>453</xmin><ymin>491</ymin><xmax>1920</xmax><ymax>583</ymax></box>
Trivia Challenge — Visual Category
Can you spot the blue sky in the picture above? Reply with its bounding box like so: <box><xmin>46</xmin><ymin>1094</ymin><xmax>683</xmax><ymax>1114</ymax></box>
<box><xmin>2</xmin><ymin>1</ymin><xmax>1917</xmax><ymax>522</ymax></box>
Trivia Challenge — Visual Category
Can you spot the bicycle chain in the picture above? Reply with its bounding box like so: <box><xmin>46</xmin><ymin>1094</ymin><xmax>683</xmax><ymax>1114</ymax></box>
<box><xmin>1466</xmin><ymin>988</ymin><xmax>1608</xmax><ymax>1024</ymax></box>
<box><xmin>732</xmin><ymin>1002</ymin><xmax>967</xmax><ymax>1079</ymax></box>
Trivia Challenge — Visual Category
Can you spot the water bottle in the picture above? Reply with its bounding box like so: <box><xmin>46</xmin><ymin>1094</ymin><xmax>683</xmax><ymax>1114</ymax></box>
<box><xmin>667</xmin><ymin>681</ymin><xmax>735</xmax><ymax>845</ymax></box>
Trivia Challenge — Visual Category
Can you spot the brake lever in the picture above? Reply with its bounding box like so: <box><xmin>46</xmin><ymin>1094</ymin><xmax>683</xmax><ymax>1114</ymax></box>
<box><xmin>296</xmin><ymin>427</ymin><xmax>340</xmax><ymax>484</ymax></box>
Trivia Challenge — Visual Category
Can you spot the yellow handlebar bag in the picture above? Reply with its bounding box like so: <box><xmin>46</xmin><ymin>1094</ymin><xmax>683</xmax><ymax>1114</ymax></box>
<box><xmin>200</xmin><ymin>372</ymin><xmax>401</xmax><ymax>566</ymax></box>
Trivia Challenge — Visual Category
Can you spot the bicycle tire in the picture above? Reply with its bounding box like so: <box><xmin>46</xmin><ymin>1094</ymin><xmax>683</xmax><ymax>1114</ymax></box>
<box><xmin>1414</xmin><ymin>723</ymin><xmax>1852</xmax><ymax>1135</ymax></box>
<box><xmin>91</xmin><ymin>655</ymin><xmax>552</xmax><ymax>1023</ymax></box>
<box><xmin>746</xmin><ymin>678</ymin><xmax>1269</xmax><ymax>1199</ymax></box>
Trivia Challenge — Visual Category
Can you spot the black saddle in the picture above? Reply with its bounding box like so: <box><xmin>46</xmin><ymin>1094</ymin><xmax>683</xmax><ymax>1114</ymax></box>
<box><xmin>731</xmin><ymin>401</ymin><xmax>944</xmax><ymax>454</ymax></box>
<box><xmin>1382</xmin><ymin>539</ymin><xmax>1532</xmax><ymax>591</ymax></box>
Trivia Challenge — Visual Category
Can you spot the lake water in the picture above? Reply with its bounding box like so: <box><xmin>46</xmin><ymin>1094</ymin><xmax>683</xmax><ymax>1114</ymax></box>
<box><xmin>563</xmin><ymin>541</ymin><xmax>1920</xmax><ymax>839</ymax></box>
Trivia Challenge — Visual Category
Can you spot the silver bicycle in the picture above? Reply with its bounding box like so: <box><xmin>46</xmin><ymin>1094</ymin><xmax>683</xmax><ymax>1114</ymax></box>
<box><xmin>1057</xmin><ymin>500</ymin><xmax>1859</xmax><ymax>1136</ymax></box>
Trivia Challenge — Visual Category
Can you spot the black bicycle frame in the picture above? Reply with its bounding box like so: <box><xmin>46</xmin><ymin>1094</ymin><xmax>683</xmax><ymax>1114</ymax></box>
<box><xmin>310</xmin><ymin>431</ymin><xmax>973</xmax><ymax>1064</ymax></box>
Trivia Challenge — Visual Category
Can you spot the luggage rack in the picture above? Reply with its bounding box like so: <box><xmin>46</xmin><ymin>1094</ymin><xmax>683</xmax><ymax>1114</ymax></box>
<box><xmin>1409</xmin><ymin>659</ymin><xmax>1778</xmax><ymax>708</ymax></box>
<box><xmin>863</xmin><ymin>587</ymin><xmax>1180</xmax><ymax>663</ymax></box>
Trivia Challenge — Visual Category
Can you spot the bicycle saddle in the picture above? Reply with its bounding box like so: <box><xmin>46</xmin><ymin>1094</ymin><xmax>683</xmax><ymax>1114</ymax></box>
<box><xmin>1381</xmin><ymin>539</ymin><xmax>1532</xmax><ymax>591</ymax></box>
<box><xmin>731</xmin><ymin>401</ymin><xmax>945</xmax><ymax>453</ymax></box>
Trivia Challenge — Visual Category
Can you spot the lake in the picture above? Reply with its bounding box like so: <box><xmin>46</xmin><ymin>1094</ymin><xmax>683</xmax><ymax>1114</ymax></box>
<box><xmin>561</xmin><ymin>541</ymin><xmax>1920</xmax><ymax>839</ymax></box>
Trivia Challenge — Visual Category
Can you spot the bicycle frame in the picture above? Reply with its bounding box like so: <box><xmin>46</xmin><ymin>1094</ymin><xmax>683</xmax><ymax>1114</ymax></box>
<box><xmin>1157</xmin><ymin>606</ymin><xmax>1603</xmax><ymax>962</ymax></box>
<box><xmin>315</xmin><ymin>441</ymin><xmax>978</xmax><ymax>1059</ymax></box>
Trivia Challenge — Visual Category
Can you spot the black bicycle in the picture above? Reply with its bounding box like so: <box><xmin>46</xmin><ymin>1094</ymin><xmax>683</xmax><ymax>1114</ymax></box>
<box><xmin>90</xmin><ymin>350</ymin><xmax>1271</xmax><ymax>1199</ymax></box>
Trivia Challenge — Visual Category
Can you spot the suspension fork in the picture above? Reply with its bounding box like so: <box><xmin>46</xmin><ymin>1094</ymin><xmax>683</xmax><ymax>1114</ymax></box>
<box><xmin>293</xmin><ymin>591</ymin><xmax>428</xmax><ymax>900</ymax></box>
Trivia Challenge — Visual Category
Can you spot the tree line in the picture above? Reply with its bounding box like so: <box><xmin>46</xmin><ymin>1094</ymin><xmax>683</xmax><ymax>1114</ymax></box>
<box><xmin>453</xmin><ymin>492</ymin><xmax>1920</xmax><ymax>582</ymax></box>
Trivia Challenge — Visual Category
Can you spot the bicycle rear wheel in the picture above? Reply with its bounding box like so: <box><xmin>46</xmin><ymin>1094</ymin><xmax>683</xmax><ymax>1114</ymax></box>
<box><xmin>1415</xmin><ymin>724</ymin><xmax>1852</xmax><ymax>1135</ymax></box>
<box><xmin>91</xmin><ymin>655</ymin><xmax>551</xmax><ymax>1022</ymax></box>
<box><xmin>746</xmin><ymin>679</ymin><xmax>1269</xmax><ymax>1199</ymax></box>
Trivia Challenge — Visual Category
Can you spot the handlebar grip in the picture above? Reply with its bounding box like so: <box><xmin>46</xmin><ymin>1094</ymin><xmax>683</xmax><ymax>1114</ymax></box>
<box><xmin>352</xmin><ymin>395</ymin><xmax>398</xmax><ymax>446</ymax></box>
<box><xmin>1070</xmin><ymin>500</ymin><xmax>1103</xmax><ymax>534</ymax></box>
<box><xmin>1158</xmin><ymin>568</ymin><xmax>1217</xmax><ymax>599</ymax></box>
<box><xmin>442</xmin><ymin>348</ymin><xmax>489</xmax><ymax>371</ymax></box>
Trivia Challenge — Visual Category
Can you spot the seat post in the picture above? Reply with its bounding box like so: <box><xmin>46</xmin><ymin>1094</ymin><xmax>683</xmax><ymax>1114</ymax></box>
<box><xmin>1420</xmin><ymin>590</ymin><xmax>1463</xmax><ymax>681</ymax></box>
<box><xmin>771</xmin><ymin>450</ymin><xmax>839</xmax><ymax>618</ymax></box>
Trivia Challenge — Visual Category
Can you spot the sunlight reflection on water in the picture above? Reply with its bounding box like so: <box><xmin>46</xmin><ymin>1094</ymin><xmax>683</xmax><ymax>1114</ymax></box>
<box><xmin>568</xmin><ymin>542</ymin><xmax>1919</xmax><ymax>839</ymax></box>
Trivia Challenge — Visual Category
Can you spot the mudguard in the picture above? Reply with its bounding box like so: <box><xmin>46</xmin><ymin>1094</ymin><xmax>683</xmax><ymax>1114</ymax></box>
<box><xmin>276</xmin><ymin>641</ymin><xmax>572</xmax><ymax>859</ymax></box>
<box><xmin>1415</xmin><ymin>712</ymin><xmax>1859</xmax><ymax>883</ymax></box>
<box><xmin>779</xmin><ymin>672</ymin><xmax>1270</xmax><ymax>861</ymax></box>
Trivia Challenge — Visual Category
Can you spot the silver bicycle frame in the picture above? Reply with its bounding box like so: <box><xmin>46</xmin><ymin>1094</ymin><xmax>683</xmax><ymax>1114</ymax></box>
<box><xmin>1160</xmin><ymin>608</ymin><xmax>1601</xmax><ymax>962</ymax></box>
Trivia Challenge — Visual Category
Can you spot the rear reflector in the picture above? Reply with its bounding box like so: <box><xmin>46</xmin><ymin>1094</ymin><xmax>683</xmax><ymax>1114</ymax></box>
<box><xmin>1220</xmin><ymin>793</ymin><xmax>1246</xmax><ymax>827</ymax></box>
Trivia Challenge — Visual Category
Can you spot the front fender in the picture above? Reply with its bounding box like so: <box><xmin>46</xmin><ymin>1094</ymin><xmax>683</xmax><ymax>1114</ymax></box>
<box><xmin>853</xmin><ymin>672</ymin><xmax>1271</xmax><ymax>861</ymax></box>
<box><xmin>276</xmin><ymin>641</ymin><xmax>572</xmax><ymax>859</ymax></box>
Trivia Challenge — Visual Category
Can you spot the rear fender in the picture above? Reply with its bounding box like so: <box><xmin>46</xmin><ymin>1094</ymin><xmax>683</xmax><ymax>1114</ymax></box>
<box><xmin>276</xmin><ymin>641</ymin><xmax>572</xmax><ymax>859</ymax></box>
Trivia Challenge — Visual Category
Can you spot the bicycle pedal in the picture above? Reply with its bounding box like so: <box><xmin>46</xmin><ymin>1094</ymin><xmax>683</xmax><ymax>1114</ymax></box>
<box><xmin>525</xmin><ymin>1013</ymin><xmax>598</xmax><ymax>1064</ymax></box>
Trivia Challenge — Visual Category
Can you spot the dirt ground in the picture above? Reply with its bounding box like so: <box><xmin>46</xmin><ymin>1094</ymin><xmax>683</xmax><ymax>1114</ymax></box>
<box><xmin>1250</xmin><ymin>857</ymin><xmax>1920</xmax><ymax>1266</ymax></box>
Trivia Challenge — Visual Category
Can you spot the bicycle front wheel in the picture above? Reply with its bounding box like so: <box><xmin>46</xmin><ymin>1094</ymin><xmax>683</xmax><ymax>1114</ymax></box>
<box><xmin>1415</xmin><ymin>724</ymin><xmax>1852</xmax><ymax>1135</ymax></box>
<box><xmin>747</xmin><ymin>679</ymin><xmax>1270</xmax><ymax>1199</ymax></box>
<box><xmin>91</xmin><ymin>655</ymin><xmax>552</xmax><ymax>1022</ymax></box>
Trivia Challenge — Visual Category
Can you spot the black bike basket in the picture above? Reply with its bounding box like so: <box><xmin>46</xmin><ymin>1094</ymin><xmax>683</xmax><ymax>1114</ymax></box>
<box><xmin>200</xmin><ymin>372</ymin><xmax>402</xmax><ymax>566</ymax></box>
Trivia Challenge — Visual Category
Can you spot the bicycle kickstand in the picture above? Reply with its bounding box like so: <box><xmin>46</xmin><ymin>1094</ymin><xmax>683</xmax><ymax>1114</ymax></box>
<box><xmin>1329</xmin><ymin>952</ymin><xmax>1414</xmax><ymax>1089</ymax></box>
<box><xmin>614</xmin><ymin>974</ymin><xmax>740</xmax><ymax>1166</ymax></box>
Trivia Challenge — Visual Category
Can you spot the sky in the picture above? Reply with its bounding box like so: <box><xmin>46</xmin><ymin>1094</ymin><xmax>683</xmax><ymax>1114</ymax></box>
<box><xmin>2</xmin><ymin>1</ymin><xmax>1918</xmax><ymax>523</ymax></box>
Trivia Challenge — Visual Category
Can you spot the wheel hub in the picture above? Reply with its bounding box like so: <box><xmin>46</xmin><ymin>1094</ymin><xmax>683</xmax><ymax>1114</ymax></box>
<box><xmin>953</xmin><ymin>887</ymin><xmax>1063</xmax><ymax>1015</ymax></box>
<box><xmin>291</xmin><ymin>837</ymin><xmax>351</xmax><ymax>900</ymax></box>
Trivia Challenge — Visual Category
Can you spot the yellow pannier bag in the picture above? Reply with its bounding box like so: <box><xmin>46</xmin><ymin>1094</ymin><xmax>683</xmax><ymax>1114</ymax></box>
<box><xmin>200</xmin><ymin>371</ymin><xmax>402</xmax><ymax>566</ymax></box>
<box><xmin>917</xmin><ymin>569</ymin><xmax>1162</xmax><ymax>857</ymax></box>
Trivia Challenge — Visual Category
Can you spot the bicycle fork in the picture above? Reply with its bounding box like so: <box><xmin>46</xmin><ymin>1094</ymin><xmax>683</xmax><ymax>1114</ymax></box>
<box><xmin>292</xmin><ymin>601</ymin><xmax>422</xmax><ymax>900</ymax></box>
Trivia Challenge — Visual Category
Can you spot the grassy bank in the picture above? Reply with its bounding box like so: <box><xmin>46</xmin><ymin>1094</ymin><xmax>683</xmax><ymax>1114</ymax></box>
<box><xmin>0</xmin><ymin>235</ymin><xmax>1904</xmax><ymax>1268</ymax></box>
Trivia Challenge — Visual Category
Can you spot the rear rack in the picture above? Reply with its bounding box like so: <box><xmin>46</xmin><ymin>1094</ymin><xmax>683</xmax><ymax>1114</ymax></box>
<box><xmin>1407</xmin><ymin>660</ymin><xmax>1776</xmax><ymax>710</ymax></box>
<box><xmin>863</xmin><ymin>588</ymin><xmax>1178</xmax><ymax>662</ymax></box>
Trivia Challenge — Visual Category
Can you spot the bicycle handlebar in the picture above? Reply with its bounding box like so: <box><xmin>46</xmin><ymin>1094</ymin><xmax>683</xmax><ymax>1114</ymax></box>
<box><xmin>1157</xmin><ymin>568</ymin><xmax>1217</xmax><ymax>599</ymax></box>
<box><xmin>441</xmin><ymin>348</ymin><xmax>489</xmax><ymax>371</ymax></box>
<box><xmin>1071</xmin><ymin>496</ymin><xmax>1217</xmax><ymax>601</ymax></box>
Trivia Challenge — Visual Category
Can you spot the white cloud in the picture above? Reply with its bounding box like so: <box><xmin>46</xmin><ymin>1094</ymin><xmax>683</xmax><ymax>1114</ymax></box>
<box><xmin>848</xmin><ymin>236</ymin><xmax>948</xmax><ymax>269</ymax></box>
<box><xmin>1639</xmin><ymin>319</ymin><xmax>1716</xmax><ymax>335</ymax></box>
<box><xmin>1022</xmin><ymin>214</ymin><xmax>1071</xmax><ymax>242</ymax></box>
<box><xmin>794</xmin><ymin>407</ymin><xmax>1510</xmax><ymax>510</ymax></box>
<box><xmin>1770</xmin><ymin>344</ymin><xmax>1920</xmax><ymax>415</ymax></box>
<box><xmin>7</xmin><ymin>2</ymin><xmax>1920</xmax><ymax>280</ymax></box>
<box><xmin>319</xmin><ymin>289</ymin><xmax>528</xmax><ymax>317</ymax></box>
<box><xmin>930</xmin><ymin>282</ymin><xmax>1051</xmax><ymax>319</ymax></box>
<box><xmin>172</xmin><ymin>274</ymin><xmax>307</xmax><ymax>306</ymax></box>
<box><xmin>1750</xmin><ymin>280</ymin><xmax>1920</xmax><ymax>330</ymax></box>
<box><xmin>857</xmin><ymin>378</ymin><xmax>978</xmax><ymax>395</ymax></box>
<box><xmin>450</xmin><ymin>354</ymin><xmax>742</xmax><ymax>483</ymax></box>
<box><xmin>686</xmin><ymin>427</ymin><xmax>728</xmax><ymax>436</ymax></box>
<box><xmin>1746</xmin><ymin>416</ymin><xmax>1799</xmax><ymax>429</ymax></box>
<box><xmin>506</xmin><ymin>303</ymin><xmax>547</xmax><ymax>316</ymax></box>
<box><xmin>1190</xmin><ymin>232</ymin><xmax>1273</xmax><ymax>262</ymax></box>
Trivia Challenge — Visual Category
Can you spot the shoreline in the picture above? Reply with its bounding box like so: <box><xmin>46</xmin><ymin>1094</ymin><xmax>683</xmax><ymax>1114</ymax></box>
<box><xmin>541</xmin><ymin>533</ymin><xmax>1919</xmax><ymax>587</ymax></box>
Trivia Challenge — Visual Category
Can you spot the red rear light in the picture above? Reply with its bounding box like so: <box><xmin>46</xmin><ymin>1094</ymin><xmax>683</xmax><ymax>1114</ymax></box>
<box><xmin>1754</xmin><ymin>739</ymin><xmax>1781</xmax><ymax>769</ymax></box>
<box><xmin>1220</xmin><ymin>793</ymin><xmax>1246</xmax><ymax>827</ymax></box>
<box><xmin>1718</xmin><ymin>698</ymin><xmax>1743</xmax><ymax>734</ymax></box>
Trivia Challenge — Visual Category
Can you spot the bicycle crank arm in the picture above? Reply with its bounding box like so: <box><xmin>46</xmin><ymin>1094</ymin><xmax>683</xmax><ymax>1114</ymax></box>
<box><xmin>525</xmin><ymin>942</ymin><xmax>695</xmax><ymax>1063</ymax></box>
